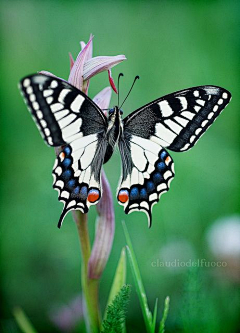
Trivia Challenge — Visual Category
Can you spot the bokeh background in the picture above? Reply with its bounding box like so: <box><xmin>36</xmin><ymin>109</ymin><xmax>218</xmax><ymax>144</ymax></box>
<box><xmin>1</xmin><ymin>0</ymin><xmax>240</xmax><ymax>332</ymax></box>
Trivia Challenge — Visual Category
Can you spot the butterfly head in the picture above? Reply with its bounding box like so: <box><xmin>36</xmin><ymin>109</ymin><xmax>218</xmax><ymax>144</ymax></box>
<box><xmin>108</xmin><ymin>107</ymin><xmax>123</xmax><ymax>118</ymax></box>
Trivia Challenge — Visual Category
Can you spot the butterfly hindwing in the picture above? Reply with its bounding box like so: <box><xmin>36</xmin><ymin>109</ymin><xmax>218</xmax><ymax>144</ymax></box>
<box><xmin>19</xmin><ymin>74</ymin><xmax>107</xmax><ymax>146</ymax></box>
<box><xmin>53</xmin><ymin>133</ymin><xmax>107</xmax><ymax>227</ymax></box>
<box><xmin>123</xmin><ymin>86</ymin><xmax>231</xmax><ymax>152</ymax></box>
<box><xmin>118</xmin><ymin>135</ymin><xmax>174</xmax><ymax>226</ymax></box>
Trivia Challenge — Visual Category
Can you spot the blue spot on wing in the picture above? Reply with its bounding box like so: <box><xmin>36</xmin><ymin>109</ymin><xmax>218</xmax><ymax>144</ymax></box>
<box><xmin>157</xmin><ymin>162</ymin><xmax>166</xmax><ymax>172</ymax></box>
<box><xmin>62</xmin><ymin>158</ymin><xmax>71</xmax><ymax>168</ymax></box>
<box><xmin>79</xmin><ymin>186</ymin><xmax>88</xmax><ymax>200</ymax></box>
<box><xmin>64</xmin><ymin>146</ymin><xmax>71</xmax><ymax>156</ymax></box>
<box><xmin>140</xmin><ymin>188</ymin><xmax>148</xmax><ymax>200</ymax></box>
<box><xmin>146</xmin><ymin>181</ymin><xmax>155</xmax><ymax>193</ymax></box>
<box><xmin>67</xmin><ymin>179</ymin><xmax>76</xmax><ymax>188</ymax></box>
<box><xmin>160</xmin><ymin>151</ymin><xmax>167</xmax><ymax>160</ymax></box>
<box><xmin>130</xmin><ymin>187</ymin><xmax>139</xmax><ymax>200</ymax></box>
<box><xmin>62</xmin><ymin>170</ymin><xmax>72</xmax><ymax>180</ymax></box>
<box><xmin>73</xmin><ymin>186</ymin><xmax>80</xmax><ymax>194</ymax></box>
<box><xmin>153</xmin><ymin>172</ymin><xmax>163</xmax><ymax>184</ymax></box>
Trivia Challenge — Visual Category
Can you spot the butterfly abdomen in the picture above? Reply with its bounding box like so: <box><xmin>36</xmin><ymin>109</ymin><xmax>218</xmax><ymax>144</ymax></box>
<box><xmin>104</xmin><ymin>145</ymin><xmax>114</xmax><ymax>164</ymax></box>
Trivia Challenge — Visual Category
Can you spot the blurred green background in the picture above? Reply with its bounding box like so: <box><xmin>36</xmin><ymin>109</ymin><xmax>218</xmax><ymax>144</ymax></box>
<box><xmin>1</xmin><ymin>0</ymin><xmax>240</xmax><ymax>332</ymax></box>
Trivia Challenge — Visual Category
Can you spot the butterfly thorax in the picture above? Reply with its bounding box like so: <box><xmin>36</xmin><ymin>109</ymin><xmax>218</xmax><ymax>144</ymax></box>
<box><xmin>104</xmin><ymin>106</ymin><xmax>123</xmax><ymax>164</ymax></box>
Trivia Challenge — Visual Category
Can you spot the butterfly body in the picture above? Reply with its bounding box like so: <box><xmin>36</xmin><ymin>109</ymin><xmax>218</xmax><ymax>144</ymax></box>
<box><xmin>104</xmin><ymin>106</ymin><xmax>124</xmax><ymax>163</ymax></box>
<box><xmin>19</xmin><ymin>74</ymin><xmax>231</xmax><ymax>228</ymax></box>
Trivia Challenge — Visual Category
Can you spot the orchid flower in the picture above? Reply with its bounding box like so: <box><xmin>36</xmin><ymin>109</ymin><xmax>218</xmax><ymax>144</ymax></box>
<box><xmin>40</xmin><ymin>35</ymin><xmax>126</xmax><ymax>94</ymax></box>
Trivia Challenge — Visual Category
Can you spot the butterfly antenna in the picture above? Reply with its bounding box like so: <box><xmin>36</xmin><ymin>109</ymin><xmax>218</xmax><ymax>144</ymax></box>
<box><xmin>118</xmin><ymin>73</ymin><xmax>124</xmax><ymax>107</ymax></box>
<box><xmin>120</xmin><ymin>75</ymin><xmax>140</xmax><ymax>109</ymax></box>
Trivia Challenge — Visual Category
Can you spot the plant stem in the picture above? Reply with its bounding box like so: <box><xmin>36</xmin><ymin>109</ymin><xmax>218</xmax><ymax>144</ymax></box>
<box><xmin>13</xmin><ymin>307</ymin><xmax>37</xmax><ymax>333</ymax></box>
<box><xmin>73</xmin><ymin>210</ymin><xmax>101</xmax><ymax>333</ymax></box>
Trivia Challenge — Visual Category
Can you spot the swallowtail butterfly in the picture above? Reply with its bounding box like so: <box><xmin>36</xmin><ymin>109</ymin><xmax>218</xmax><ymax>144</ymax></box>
<box><xmin>19</xmin><ymin>74</ymin><xmax>231</xmax><ymax>228</ymax></box>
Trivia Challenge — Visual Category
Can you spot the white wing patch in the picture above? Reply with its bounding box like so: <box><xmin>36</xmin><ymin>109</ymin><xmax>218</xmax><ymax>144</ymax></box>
<box><xmin>158</xmin><ymin>100</ymin><xmax>173</xmax><ymax>117</ymax></box>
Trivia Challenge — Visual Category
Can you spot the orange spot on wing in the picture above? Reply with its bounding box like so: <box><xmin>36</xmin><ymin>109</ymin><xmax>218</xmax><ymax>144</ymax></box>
<box><xmin>60</xmin><ymin>152</ymin><xmax>65</xmax><ymax>161</ymax></box>
<box><xmin>165</xmin><ymin>156</ymin><xmax>171</xmax><ymax>164</ymax></box>
<box><xmin>87</xmin><ymin>190</ymin><xmax>100</xmax><ymax>203</ymax></box>
<box><xmin>118</xmin><ymin>190</ymin><xmax>129</xmax><ymax>203</ymax></box>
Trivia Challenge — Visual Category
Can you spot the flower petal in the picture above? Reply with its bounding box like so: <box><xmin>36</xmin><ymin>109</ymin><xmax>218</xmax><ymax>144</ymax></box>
<box><xmin>80</xmin><ymin>35</ymin><xmax>93</xmax><ymax>95</ymax></box>
<box><xmin>83</xmin><ymin>55</ymin><xmax>126</xmax><ymax>81</ymax></box>
<box><xmin>69</xmin><ymin>52</ymin><xmax>75</xmax><ymax>70</ymax></box>
<box><xmin>93</xmin><ymin>87</ymin><xmax>112</xmax><ymax>112</ymax></box>
<box><xmin>68</xmin><ymin>35</ymin><xmax>94</xmax><ymax>91</ymax></box>
<box><xmin>108</xmin><ymin>69</ymin><xmax>118</xmax><ymax>94</ymax></box>
<box><xmin>88</xmin><ymin>170</ymin><xmax>115</xmax><ymax>279</ymax></box>
<box><xmin>80</xmin><ymin>41</ymin><xmax>86</xmax><ymax>51</ymax></box>
<box><xmin>85</xmin><ymin>33</ymin><xmax>93</xmax><ymax>61</ymax></box>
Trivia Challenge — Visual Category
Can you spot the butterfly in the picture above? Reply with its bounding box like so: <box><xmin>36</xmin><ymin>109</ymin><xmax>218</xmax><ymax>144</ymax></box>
<box><xmin>19</xmin><ymin>74</ymin><xmax>231</xmax><ymax>228</ymax></box>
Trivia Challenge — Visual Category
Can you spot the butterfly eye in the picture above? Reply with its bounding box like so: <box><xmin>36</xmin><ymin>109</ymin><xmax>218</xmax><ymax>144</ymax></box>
<box><xmin>120</xmin><ymin>109</ymin><xmax>123</xmax><ymax>115</ymax></box>
<box><xmin>108</xmin><ymin>108</ymin><xmax>114</xmax><ymax>116</ymax></box>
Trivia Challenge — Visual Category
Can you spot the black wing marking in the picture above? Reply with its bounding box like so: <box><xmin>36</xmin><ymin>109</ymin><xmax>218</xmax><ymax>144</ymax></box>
<box><xmin>123</xmin><ymin>86</ymin><xmax>231</xmax><ymax>152</ymax></box>
<box><xmin>118</xmin><ymin>135</ymin><xmax>174</xmax><ymax>227</ymax></box>
<box><xmin>19</xmin><ymin>74</ymin><xmax>107</xmax><ymax>146</ymax></box>
<box><xmin>53</xmin><ymin>134</ymin><xmax>107</xmax><ymax>228</ymax></box>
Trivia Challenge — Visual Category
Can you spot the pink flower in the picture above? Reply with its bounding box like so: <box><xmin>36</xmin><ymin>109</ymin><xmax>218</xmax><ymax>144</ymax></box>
<box><xmin>40</xmin><ymin>35</ymin><xmax>126</xmax><ymax>94</ymax></box>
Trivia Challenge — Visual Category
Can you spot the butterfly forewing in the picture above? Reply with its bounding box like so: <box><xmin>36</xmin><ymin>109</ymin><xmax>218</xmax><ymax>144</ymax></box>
<box><xmin>123</xmin><ymin>86</ymin><xmax>231</xmax><ymax>152</ymax></box>
<box><xmin>19</xmin><ymin>74</ymin><xmax>107</xmax><ymax>146</ymax></box>
<box><xmin>19</xmin><ymin>74</ymin><xmax>108</xmax><ymax>227</ymax></box>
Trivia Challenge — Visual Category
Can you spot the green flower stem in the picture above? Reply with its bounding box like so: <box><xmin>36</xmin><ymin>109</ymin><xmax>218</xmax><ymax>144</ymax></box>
<box><xmin>73</xmin><ymin>210</ymin><xmax>101</xmax><ymax>333</ymax></box>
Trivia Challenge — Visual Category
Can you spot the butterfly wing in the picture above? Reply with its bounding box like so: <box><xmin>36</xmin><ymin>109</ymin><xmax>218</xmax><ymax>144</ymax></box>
<box><xmin>19</xmin><ymin>74</ymin><xmax>107</xmax><ymax>146</ymax></box>
<box><xmin>53</xmin><ymin>136</ymin><xmax>107</xmax><ymax>227</ymax></box>
<box><xmin>19</xmin><ymin>74</ymin><xmax>108</xmax><ymax>227</ymax></box>
<box><xmin>123</xmin><ymin>86</ymin><xmax>231</xmax><ymax>152</ymax></box>
<box><xmin>118</xmin><ymin>86</ymin><xmax>231</xmax><ymax>225</ymax></box>
<box><xmin>118</xmin><ymin>136</ymin><xmax>174</xmax><ymax>227</ymax></box>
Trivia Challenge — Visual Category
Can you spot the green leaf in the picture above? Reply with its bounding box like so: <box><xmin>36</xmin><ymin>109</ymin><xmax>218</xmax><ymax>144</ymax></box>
<box><xmin>104</xmin><ymin>247</ymin><xmax>127</xmax><ymax>318</ymax></box>
<box><xmin>101</xmin><ymin>284</ymin><xmax>131</xmax><ymax>333</ymax></box>
<box><xmin>158</xmin><ymin>296</ymin><xmax>170</xmax><ymax>333</ymax></box>
<box><xmin>122</xmin><ymin>221</ymin><xmax>152</xmax><ymax>333</ymax></box>
<box><xmin>13</xmin><ymin>307</ymin><xmax>37</xmax><ymax>333</ymax></box>
<box><xmin>152</xmin><ymin>298</ymin><xmax>158</xmax><ymax>333</ymax></box>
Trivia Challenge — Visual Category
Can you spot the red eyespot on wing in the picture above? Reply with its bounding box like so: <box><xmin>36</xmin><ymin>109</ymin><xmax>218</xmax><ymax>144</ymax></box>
<box><xmin>87</xmin><ymin>189</ymin><xmax>100</xmax><ymax>203</ymax></box>
<box><xmin>118</xmin><ymin>189</ymin><xmax>129</xmax><ymax>203</ymax></box>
